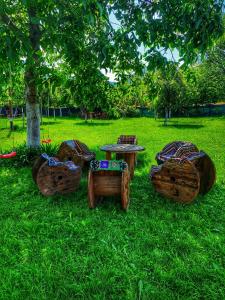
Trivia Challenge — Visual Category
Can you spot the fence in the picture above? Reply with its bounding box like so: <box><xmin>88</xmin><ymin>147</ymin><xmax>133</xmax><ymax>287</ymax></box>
<box><xmin>185</xmin><ymin>103</ymin><xmax>225</xmax><ymax>117</ymax></box>
<box><xmin>1</xmin><ymin>103</ymin><xmax>225</xmax><ymax>119</ymax></box>
<box><xmin>0</xmin><ymin>107</ymin><xmax>81</xmax><ymax>118</ymax></box>
<box><xmin>138</xmin><ymin>103</ymin><xmax>225</xmax><ymax>118</ymax></box>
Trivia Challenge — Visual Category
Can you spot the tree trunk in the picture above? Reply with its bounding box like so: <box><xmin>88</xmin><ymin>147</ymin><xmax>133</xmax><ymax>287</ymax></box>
<box><xmin>22</xmin><ymin>107</ymin><xmax>25</xmax><ymax>128</ymax></box>
<box><xmin>8</xmin><ymin>91</ymin><xmax>14</xmax><ymax>131</ymax></box>
<box><xmin>26</xmin><ymin>101</ymin><xmax>40</xmax><ymax>147</ymax></box>
<box><xmin>25</xmin><ymin>67</ymin><xmax>40</xmax><ymax>147</ymax></box>
<box><xmin>25</xmin><ymin>6</ymin><xmax>41</xmax><ymax>148</ymax></box>
<box><xmin>9</xmin><ymin>119</ymin><xmax>14</xmax><ymax>131</ymax></box>
<box><xmin>40</xmin><ymin>99</ymin><xmax>43</xmax><ymax>125</ymax></box>
<box><xmin>85</xmin><ymin>112</ymin><xmax>88</xmax><ymax>123</ymax></box>
<box><xmin>164</xmin><ymin>108</ymin><xmax>168</xmax><ymax>126</ymax></box>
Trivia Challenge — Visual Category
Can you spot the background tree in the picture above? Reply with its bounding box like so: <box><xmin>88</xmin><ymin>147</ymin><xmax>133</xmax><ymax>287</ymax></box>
<box><xmin>0</xmin><ymin>0</ymin><xmax>224</xmax><ymax>147</ymax></box>
<box><xmin>69</xmin><ymin>65</ymin><xmax>110</xmax><ymax>122</ymax></box>
<box><xmin>191</xmin><ymin>32</ymin><xmax>225</xmax><ymax>104</ymax></box>
<box><xmin>148</xmin><ymin>64</ymin><xmax>187</xmax><ymax>125</ymax></box>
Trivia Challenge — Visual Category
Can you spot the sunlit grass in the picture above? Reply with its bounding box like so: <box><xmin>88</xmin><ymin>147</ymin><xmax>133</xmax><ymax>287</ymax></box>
<box><xmin>0</xmin><ymin>116</ymin><xmax>225</xmax><ymax>299</ymax></box>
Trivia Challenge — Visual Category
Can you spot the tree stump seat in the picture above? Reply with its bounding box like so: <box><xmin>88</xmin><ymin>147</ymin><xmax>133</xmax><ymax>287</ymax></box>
<box><xmin>33</xmin><ymin>153</ymin><xmax>82</xmax><ymax>196</ymax></box>
<box><xmin>150</xmin><ymin>142</ymin><xmax>216</xmax><ymax>203</ymax></box>
<box><xmin>57</xmin><ymin>140</ymin><xmax>96</xmax><ymax>168</ymax></box>
<box><xmin>88</xmin><ymin>160</ymin><xmax>130</xmax><ymax>210</ymax></box>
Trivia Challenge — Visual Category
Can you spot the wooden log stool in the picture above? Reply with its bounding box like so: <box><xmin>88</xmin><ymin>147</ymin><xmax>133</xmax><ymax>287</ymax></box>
<box><xmin>57</xmin><ymin>140</ymin><xmax>96</xmax><ymax>168</ymax></box>
<box><xmin>150</xmin><ymin>158</ymin><xmax>201</xmax><ymax>203</ymax></box>
<box><xmin>88</xmin><ymin>160</ymin><xmax>130</xmax><ymax>210</ymax></box>
<box><xmin>33</xmin><ymin>154</ymin><xmax>82</xmax><ymax>196</ymax></box>
<box><xmin>150</xmin><ymin>142</ymin><xmax>216</xmax><ymax>203</ymax></box>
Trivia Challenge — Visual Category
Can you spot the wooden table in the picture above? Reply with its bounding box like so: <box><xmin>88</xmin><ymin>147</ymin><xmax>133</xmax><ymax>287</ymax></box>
<box><xmin>100</xmin><ymin>144</ymin><xmax>145</xmax><ymax>179</ymax></box>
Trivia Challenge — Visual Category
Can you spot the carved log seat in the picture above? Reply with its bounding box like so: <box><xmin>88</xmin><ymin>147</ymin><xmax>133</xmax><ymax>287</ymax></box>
<box><xmin>57</xmin><ymin>140</ymin><xmax>96</xmax><ymax>168</ymax></box>
<box><xmin>150</xmin><ymin>143</ymin><xmax>216</xmax><ymax>203</ymax></box>
<box><xmin>33</xmin><ymin>154</ymin><xmax>81</xmax><ymax>196</ymax></box>
<box><xmin>88</xmin><ymin>160</ymin><xmax>130</xmax><ymax>210</ymax></box>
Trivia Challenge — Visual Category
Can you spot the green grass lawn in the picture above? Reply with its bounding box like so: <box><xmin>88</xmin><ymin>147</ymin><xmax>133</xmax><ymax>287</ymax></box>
<box><xmin>0</xmin><ymin>116</ymin><xmax>225</xmax><ymax>299</ymax></box>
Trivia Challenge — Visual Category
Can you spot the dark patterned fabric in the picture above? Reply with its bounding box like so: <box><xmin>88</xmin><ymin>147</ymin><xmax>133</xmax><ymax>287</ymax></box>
<box><xmin>156</xmin><ymin>141</ymin><xmax>199</xmax><ymax>164</ymax></box>
<box><xmin>178</xmin><ymin>151</ymin><xmax>205</xmax><ymax>162</ymax></box>
<box><xmin>41</xmin><ymin>153</ymin><xmax>79</xmax><ymax>171</ymax></box>
<box><xmin>150</xmin><ymin>165</ymin><xmax>162</xmax><ymax>178</ymax></box>
<box><xmin>117</xmin><ymin>135</ymin><xmax>137</xmax><ymax>145</ymax></box>
<box><xmin>174</xmin><ymin>144</ymin><xmax>199</xmax><ymax>159</ymax></box>
<box><xmin>90</xmin><ymin>160</ymin><xmax>128</xmax><ymax>172</ymax></box>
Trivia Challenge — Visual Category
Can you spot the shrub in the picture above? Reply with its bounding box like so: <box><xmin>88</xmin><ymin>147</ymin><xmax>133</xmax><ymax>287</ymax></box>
<box><xmin>0</xmin><ymin>143</ymin><xmax>59</xmax><ymax>168</ymax></box>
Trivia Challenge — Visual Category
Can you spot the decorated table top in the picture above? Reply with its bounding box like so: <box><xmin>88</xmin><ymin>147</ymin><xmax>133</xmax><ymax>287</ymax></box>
<box><xmin>100</xmin><ymin>144</ymin><xmax>145</xmax><ymax>153</ymax></box>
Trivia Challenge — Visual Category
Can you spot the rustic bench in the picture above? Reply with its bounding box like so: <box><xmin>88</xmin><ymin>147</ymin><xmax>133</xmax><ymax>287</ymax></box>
<box><xmin>88</xmin><ymin>160</ymin><xmax>130</xmax><ymax>210</ymax></box>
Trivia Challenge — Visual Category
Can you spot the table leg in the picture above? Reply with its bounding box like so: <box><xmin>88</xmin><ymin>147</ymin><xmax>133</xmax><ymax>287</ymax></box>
<box><xmin>124</xmin><ymin>153</ymin><xmax>135</xmax><ymax>179</ymax></box>
<box><xmin>106</xmin><ymin>152</ymin><xmax>112</xmax><ymax>160</ymax></box>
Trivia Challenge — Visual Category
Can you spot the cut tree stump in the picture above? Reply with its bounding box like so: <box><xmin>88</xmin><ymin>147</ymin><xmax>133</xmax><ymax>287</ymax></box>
<box><xmin>150</xmin><ymin>159</ymin><xmax>200</xmax><ymax>204</ymax></box>
<box><xmin>150</xmin><ymin>146</ymin><xmax>216</xmax><ymax>203</ymax></box>
<box><xmin>36</xmin><ymin>161</ymin><xmax>81</xmax><ymax>196</ymax></box>
<box><xmin>32</xmin><ymin>154</ymin><xmax>82</xmax><ymax>196</ymax></box>
<box><xmin>151</xmin><ymin>141</ymin><xmax>216</xmax><ymax>203</ymax></box>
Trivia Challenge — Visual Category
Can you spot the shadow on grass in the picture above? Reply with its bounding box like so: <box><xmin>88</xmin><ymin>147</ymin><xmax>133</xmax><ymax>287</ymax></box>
<box><xmin>41</xmin><ymin>121</ymin><xmax>62</xmax><ymax>126</ymax></box>
<box><xmin>75</xmin><ymin>121</ymin><xmax>113</xmax><ymax>126</ymax></box>
<box><xmin>158</xmin><ymin>123</ymin><xmax>204</xmax><ymax>129</ymax></box>
<box><xmin>136</xmin><ymin>152</ymin><xmax>151</xmax><ymax>169</ymax></box>
<box><xmin>10</xmin><ymin>126</ymin><xmax>26</xmax><ymax>133</ymax></box>
<box><xmin>0</xmin><ymin>127</ymin><xmax>8</xmax><ymax>131</ymax></box>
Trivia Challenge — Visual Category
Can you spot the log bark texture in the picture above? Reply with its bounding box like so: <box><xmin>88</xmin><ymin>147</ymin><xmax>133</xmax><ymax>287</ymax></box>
<box><xmin>25</xmin><ymin>6</ymin><xmax>41</xmax><ymax>147</ymax></box>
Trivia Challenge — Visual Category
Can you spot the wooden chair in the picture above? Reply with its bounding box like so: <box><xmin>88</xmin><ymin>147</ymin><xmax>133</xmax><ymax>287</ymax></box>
<box><xmin>57</xmin><ymin>140</ymin><xmax>96</xmax><ymax>168</ymax></box>
<box><xmin>88</xmin><ymin>160</ymin><xmax>130</xmax><ymax>210</ymax></box>
<box><xmin>33</xmin><ymin>154</ymin><xmax>81</xmax><ymax>196</ymax></box>
<box><xmin>116</xmin><ymin>135</ymin><xmax>138</xmax><ymax>161</ymax></box>
<box><xmin>150</xmin><ymin>144</ymin><xmax>216</xmax><ymax>203</ymax></box>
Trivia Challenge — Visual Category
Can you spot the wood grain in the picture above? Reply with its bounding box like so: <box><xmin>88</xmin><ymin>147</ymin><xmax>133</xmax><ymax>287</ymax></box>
<box><xmin>88</xmin><ymin>170</ymin><xmax>130</xmax><ymax>210</ymax></box>
<box><xmin>151</xmin><ymin>159</ymin><xmax>200</xmax><ymax>203</ymax></box>
<box><xmin>36</xmin><ymin>161</ymin><xmax>81</xmax><ymax>196</ymax></box>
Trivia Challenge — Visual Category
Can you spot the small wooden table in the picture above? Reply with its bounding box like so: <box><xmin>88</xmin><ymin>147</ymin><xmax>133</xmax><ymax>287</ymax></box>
<box><xmin>100</xmin><ymin>144</ymin><xmax>145</xmax><ymax>179</ymax></box>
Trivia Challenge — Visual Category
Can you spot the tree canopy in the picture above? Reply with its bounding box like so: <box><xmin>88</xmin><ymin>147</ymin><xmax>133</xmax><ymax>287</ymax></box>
<box><xmin>0</xmin><ymin>0</ymin><xmax>224</xmax><ymax>146</ymax></box>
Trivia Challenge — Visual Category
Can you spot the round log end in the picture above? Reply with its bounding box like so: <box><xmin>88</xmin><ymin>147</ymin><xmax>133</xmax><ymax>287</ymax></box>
<box><xmin>36</xmin><ymin>161</ymin><xmax>82</xmax><ymax>196</ymax></box>
<box><xmin>151</xmin><ymin>159</ymin><xmax>200</xmax><ymax>204</ymax></box>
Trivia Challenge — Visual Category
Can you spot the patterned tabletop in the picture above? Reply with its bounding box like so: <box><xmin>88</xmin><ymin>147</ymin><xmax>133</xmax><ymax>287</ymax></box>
<box><xmin>100</xmin><ymin>144</ymin><xmax>145</xmax><ymax>153</ymax></box>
